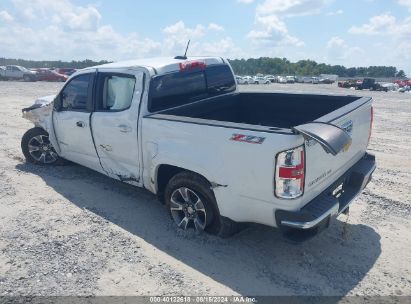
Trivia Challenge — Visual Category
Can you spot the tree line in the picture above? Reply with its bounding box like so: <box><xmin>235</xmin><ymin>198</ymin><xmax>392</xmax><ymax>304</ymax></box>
<box><xmin>0</xmin><ymin>57</ymin><xmax>407</xmax><ymax>78</ymax></box>
<box><xmin>228</xmin><ymin>58</ymin><xmax>407</xmax><ymax>78</ymax></box>
<box><xmin>0</xmin><ymin>58</ymin><xmax>110</xmax><ymax>69</ymax></box>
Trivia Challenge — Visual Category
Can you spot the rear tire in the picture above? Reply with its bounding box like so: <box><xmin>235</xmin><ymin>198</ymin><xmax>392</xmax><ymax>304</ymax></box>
<box><xmin>164</xmin><ymin>171</ymin><xmax>239</xmax><ymax>237</ymax></box>
<box><xmin>21</xmin><ymin>127</ymin><xmax>66</xmax><ymax>165</ymax></box>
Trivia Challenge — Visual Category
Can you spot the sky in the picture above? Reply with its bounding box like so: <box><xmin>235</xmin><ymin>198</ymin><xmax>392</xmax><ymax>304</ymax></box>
<box><xmin>0</xmin><ymin>0</ymin><xmax>411</xmax><ymax>74</ymax></box>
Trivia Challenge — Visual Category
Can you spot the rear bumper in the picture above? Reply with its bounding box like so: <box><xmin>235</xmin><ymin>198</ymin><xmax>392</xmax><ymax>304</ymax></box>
<box><xmin>275</xmin><ymin>152</ymin><xmax>376</xmax><ymax>241</ymax></box>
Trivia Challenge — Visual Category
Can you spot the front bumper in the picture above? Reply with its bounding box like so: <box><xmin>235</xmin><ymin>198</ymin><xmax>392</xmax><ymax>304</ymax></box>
<box><xmin>275</xmin><ymin>153</ymin><xmax>376</xmax><ymax>241</ymax></box>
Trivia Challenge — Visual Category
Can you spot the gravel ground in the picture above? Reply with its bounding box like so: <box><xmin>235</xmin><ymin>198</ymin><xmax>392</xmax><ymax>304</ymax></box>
<box><xmin>0</xmin><ymin>81</ymin><xmax>410</xmax><ymax>296</ymax></box>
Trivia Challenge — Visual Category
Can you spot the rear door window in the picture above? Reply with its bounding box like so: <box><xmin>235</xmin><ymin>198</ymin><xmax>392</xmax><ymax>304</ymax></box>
<box><xmin>95</xmin><ymin>73</ymin><xmax>137</xmax><ymax>111</ymax></box>
<box><xmin>149</xmin><ymin>64</ymin><xmax>235</xmax><ymax>112</ymax></box>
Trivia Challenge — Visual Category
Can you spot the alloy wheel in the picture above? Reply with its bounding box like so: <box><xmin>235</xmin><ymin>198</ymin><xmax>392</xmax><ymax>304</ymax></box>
<box><xmin>28</xmin><ymin>135</ymin><xmax>58</xmax><ymax>164</ymax></box>
<box><xmin>170</xmin><ymin>187</ymin><xmax>207</xmax><ymax>232</ymax></box>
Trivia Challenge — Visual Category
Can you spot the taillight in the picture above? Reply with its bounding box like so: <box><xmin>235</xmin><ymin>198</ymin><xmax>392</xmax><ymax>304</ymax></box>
<box><xmin>368</xmin><ymin>106</ymin><xmax>373</xmax><ymax>145</ymax></box>
<box><xmin>275</xmin><ymin>146</ymin><xmax>305</xmax><ymax>199</ymax></box>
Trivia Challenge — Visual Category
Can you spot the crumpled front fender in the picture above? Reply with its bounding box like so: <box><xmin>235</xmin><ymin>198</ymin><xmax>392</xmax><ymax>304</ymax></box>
<box><xmin>22</xmin><ymin>95</ymin><xmax>60</xmax><ymax>154</ymax></box>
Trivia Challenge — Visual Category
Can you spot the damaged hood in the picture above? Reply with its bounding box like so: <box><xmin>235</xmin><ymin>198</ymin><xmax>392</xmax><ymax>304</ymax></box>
<box><xmin>35</xmin><ymin>94</ymin><xmax>56</xmax><ymax>104</ymax></box>
<box><xmin>22</xmin><ymin>94</ymin><xmax>56</xmax><ymax>113</ymax></box>
<box><xmin>22</xmin><ymin>94</ymin><xmax>56</xmax><ymax>124</ymax></box>
<box><xmin>22</xmin><ymin>94</ymin><xmax>60</xmax><ymax>153</ymax></box>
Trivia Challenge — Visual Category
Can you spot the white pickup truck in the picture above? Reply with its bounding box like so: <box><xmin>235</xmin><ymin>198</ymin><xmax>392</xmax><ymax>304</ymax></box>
<box><xmin>21</xmin><ymin>57</ymin><xmax>376</xmax><ymax>241</ymax></box>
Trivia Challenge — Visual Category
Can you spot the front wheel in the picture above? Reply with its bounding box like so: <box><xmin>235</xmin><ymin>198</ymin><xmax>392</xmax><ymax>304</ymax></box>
<box><xmin>164</xmin><ymin>172</ymin><xmax>239</xmax><ymax>237</ymax></box>
<box><xmin>21</xmin><ymin>127</ymin><xmax>65</xmax><ymax>165</ymax></box>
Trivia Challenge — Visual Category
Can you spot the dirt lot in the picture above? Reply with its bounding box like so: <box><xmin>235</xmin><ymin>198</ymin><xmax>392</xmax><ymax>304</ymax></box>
<box><xmin>0</xmin><ymin>81</ymin><xmax>410</xmax><ymax>297</ymax></box>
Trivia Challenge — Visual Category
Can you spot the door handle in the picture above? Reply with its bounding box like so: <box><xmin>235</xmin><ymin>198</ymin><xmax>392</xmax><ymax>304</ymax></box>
<box><xmin>118</xmin><ymin>124</ymin><xmax>132</xmax><ymax>133</ymax></box>
<box><xmin>76</xmin><ymin>121</ymin><xmax>86</xmax><ymax>128</ymax></box>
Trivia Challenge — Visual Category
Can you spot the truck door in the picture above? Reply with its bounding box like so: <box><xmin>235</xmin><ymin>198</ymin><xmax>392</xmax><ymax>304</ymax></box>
<box><xmin>90</xmin><ymin>69</ymin><xmax>145</xmax><ymax>185</ymax></box>
<box><xmin>52</xmin><ymin>72</ymin><xmax>102</xmax><ymax>172</ymax></box>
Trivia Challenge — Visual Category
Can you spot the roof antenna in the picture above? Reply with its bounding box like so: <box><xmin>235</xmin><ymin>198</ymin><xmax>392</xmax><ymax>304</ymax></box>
<box><xmin>174</xmin><ymin>40</ymin><xmax>190</xmax><ymax>60</ymax></box>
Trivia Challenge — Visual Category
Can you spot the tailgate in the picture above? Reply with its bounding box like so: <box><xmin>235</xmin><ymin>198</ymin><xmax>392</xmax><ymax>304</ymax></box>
<box><xmin>293</xmin><ymin>96</ymin><xmax>372</xmax><ymax>201</ymax></box>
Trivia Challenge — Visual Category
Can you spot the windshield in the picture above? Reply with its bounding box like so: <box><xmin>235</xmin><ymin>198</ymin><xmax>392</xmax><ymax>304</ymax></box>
<box><xmin>149</xmin><ymin>64</ymin><xmax>236</xmax><ymax>112</ymax></box>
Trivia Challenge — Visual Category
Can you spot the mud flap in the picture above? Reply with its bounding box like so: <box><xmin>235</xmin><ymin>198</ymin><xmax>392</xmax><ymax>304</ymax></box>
<box><xmin>292</xmin><ymin>122</ymin><xmax>352</xmax><ymax>156</ymax></box>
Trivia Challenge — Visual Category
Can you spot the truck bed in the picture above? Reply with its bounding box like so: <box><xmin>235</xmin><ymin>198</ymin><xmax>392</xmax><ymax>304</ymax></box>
<box><xmin>148</xmin><ymin>92</ymin><xmax>362</xmax><ymax>130</ymax></box>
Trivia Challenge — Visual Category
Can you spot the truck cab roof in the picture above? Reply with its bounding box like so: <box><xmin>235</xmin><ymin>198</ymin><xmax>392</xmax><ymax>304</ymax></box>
<box><xmin>85</xmin><ymin>56</ymin><xmax>226</xmax><ymax>76</ymax></box>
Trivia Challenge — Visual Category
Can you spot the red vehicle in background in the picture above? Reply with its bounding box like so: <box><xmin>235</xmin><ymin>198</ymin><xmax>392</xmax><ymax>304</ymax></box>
<box><xmin>338</xmin><ymin>79</ymin><xmax>357</xmax><ymax>88</ymax></box>
<box><xmin>55</xmin><ymin>68</ymin><xmax>77</xmax><ymax>76</ymax></box>
<box><xmin>34</xmin><ymin>69</ymin><xmax>68</xmax><ymax>82</ymax></box>
<box><xmin>394</xmin><ymin>80</ymin><xmax>411</xmax><ymax>87</ymax></box>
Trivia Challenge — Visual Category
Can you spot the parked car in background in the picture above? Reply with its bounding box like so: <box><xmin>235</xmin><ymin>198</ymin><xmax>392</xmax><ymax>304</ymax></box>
<box><xmin>236</xmin><ymin>76</ymin><xmax>250</xmax><ymax>85</ymax></box>
<box><xmin>286</xmin><ymin>76</ymin><xmax>295</xmax><ymax>83</ymax></box>
<box><xmin>394</xmin><ymin>80</ymin><xmax>407</xmax><ymax>87</ymax></box>
<box><xmin>241</xmin><ymin>76</ymin><xmax>253</xmax><ymax>84</ymax></box>
<box><xmin>320</xmin><ymin>78</ymin><xmax>334</xmax><ymax>84</ymax></box>
<box><xmin>295</xmin><ymin>76</ymin><xmax>305</xmax><ymax>83</ymax></box>
<box><xmin>398</xmin><ymin>86</ymin><xmax>410</xmax><ymax>93</ymax></box>
<box><xmin>395</xmin><ymin>80</ymin><xmax>411</xmax><ymax>87</ymax></box>
<box><xmin>265</xmin><ymin>75</ymin><xmax>277</xmax><ymax>83</ymax></box>
<box><xmin>34</xmin><ymin>69</ymin><xmax>68</xmax><ymax>82</ymax></box>
<box><xmin>253</xmin><ymin>76</ymin><xmax>270</xmax><ymax>84</ymax></box>
<box><xmin>338</xmin><ymin>79</ymin><xmax>357</xmax><ymax>88</ymax></box>
<box><xmin>311</xmin><ymin>77</ymin><xmax>319</xmax><ymax>84</ymax></box>
<box><xmin>1</xmin><ymin>65</ymin><xmax>37</xmax><ymax>81</ymax></box>
<box><xmin>319</xmin><ymin>74</ymin><xmax>338</xmax><ymax>83</ymax></box>
<box><xmin>303</xmin><ymin>77</ymin><xmax>312</xmax><ymax>83</ymax></box>
<box><xmin>55</xmin><ymin>68</ymin><xmax>77</xmax><ymax>76</ymax></box>
<box><xmin>0</xmin><ymin>66</ymin><xmax>6</xmax><ymax>80</ymax></box>
<box><xmin>278</xmin><ymin>76</ymin><xmax>287</xmax><ymax>83</ymax></box>
<box><xmin>356</xmin><ymin>78</ymin><xmax>388</xmax><ymax>92</ymax></box>
<box><xmin>381</xmin><ymin>83</ymin><xmax>398</xmax><ymax>91</ymax></box>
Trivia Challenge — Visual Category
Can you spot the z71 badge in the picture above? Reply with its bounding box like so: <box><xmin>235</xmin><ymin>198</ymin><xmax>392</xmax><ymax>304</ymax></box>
<box><xmin>230</xmin><ymin>134</ymin><xmax>265</xmax><ymax>144</ymax></box>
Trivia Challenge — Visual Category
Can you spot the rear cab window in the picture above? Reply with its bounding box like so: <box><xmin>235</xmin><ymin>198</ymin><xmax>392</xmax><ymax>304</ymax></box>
<box><xmin>149</xmin><ymin>64</ymin><xmax>236</xmax><ymax>112</ymax></box>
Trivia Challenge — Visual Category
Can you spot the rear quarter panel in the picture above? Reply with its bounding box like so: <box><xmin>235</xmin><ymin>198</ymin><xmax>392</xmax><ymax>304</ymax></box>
<box><xmin>142</xmin><ymin>117</ymin><xmax>304</xmax><ymax>226</ymax></box>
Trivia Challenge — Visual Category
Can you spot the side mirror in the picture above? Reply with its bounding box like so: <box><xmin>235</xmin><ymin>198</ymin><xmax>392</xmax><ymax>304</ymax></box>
<box><xmin>54</xmin><ymin>95</ymin><xmax>62</xmax><ymax>112</ymax></box>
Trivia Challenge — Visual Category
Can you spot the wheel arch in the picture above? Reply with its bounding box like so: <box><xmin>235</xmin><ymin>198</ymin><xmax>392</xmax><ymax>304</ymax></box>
<box><xmin>22</xmin><ymin>98</ymin><xmax>60</xmax><ymax>154</ymax></box>
<box><xmin>21</xmin><ymin>127</ymin><xmax>64</xmax><ymax>165</ymax></box>
<box><xmin>155</xmin><ymin>164</ymin><xmax>214</xmax><ymax>201</ymax></box>
<box><xmin>158</xmin><ymin>164</ymin><xmax>239</xmax><ymax>237</ymax></box>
